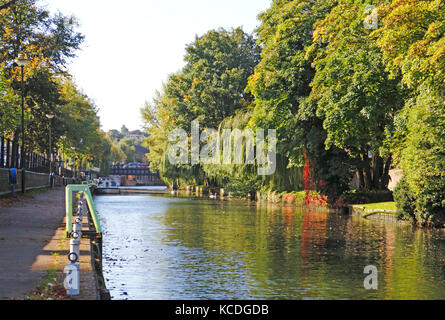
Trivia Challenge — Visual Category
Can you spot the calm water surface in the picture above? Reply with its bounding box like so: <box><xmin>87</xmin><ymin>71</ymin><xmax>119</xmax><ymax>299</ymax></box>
<box><xmin>94</xmin><ymin>193</ymin><xmax>445</xmax><ymax>300</ymax></box>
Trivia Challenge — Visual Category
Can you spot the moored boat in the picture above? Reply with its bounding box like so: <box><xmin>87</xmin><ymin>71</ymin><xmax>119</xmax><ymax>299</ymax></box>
<box><xmin>95</xmin><ymin>177</ymin><xmax>120</xmax><ymax>194</ymax></box>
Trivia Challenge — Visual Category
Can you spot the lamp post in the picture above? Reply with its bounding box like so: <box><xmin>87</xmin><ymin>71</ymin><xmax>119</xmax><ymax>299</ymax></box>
<box><xmin>45</xmin><ymin>114</ymin><xmax>55</xmax><ymax>170</ymax></box>
<box><xmin>46</xmin><ymin>114</ymin><xmax>55</xmax><ymax>187</ymax></box>
<box><xmin>71</xmin><ymin>147</ymin><xmax>77</xmax><ymax>179</ymax></box>
<box><xmin>14</xmin><ymin>54</ymin><xmax>30</xmax><ymax>194</ymax></box>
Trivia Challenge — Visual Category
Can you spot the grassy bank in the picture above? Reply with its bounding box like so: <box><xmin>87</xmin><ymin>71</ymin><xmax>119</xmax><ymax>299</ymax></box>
<box><xmin>354</xmin><ymin>202</ymin><xmax>397</xmax><ymax>211</ymax></box>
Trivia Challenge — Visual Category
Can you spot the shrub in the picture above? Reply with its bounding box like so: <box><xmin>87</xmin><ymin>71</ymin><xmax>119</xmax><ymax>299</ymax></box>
<box><xmin>415</xmin><ymin>177</ymin><xmax>445</xmax><ymax>227</ymax></box>
<box><xmin>398</xmin><ymin>87</ymin><xmax>445</xmax><ymax>226</ymax></box>
<box><xmin>393</xmin><ymin>177</ymin><xmax>416</xmax><ymax>221</ymax></box>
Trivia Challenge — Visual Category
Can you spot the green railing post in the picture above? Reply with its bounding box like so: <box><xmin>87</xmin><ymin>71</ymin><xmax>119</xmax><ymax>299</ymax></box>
<box><xmin>65</xmin><ymin>184</ymin><xmax>102</xmax><ymax>237</ymax></box>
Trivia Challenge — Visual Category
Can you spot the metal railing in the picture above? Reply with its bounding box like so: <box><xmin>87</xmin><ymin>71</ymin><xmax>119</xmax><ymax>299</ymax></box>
<box><xmin>64</xmin><ymin>184</ymin><xmax>108</xmax><ymax>298</ymax></box>
<box><xmin>0</xmin><ymin>135</ymin><xmax>73</xmax><ymax>177</ymax></box>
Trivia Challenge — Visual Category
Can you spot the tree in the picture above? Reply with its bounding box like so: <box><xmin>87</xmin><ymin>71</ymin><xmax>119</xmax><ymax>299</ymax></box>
<box><xmin>141</xmin><ymin>28</ymin><xmax>260</xmax><ymax>186</ymax></box>
<box><xmin>0</xmin><ymin>64</ymin><xmax>19</xmax><ymax>134</ymax></box>
<box><xmin>376</xmin><ymin>0</ymin><xmax>445</xmax><ymax>93</ymax></box>
<box><xmin>0</xmin><ymin>0</ymin><xmax>84</xmax><ymax>71</ymax></box>
<box><xmin>57</xmin><ymin>78</ymin><xmax>105</xmax><ymax>170</ymax></box>
<box><xmin>376</xmin><ymin>0</ymin><xmax>445</xmax><ymax>225</ymax></box>
<box><xmin>107</xmin><ymin>129</ymin><xmax>123</xmax><ymax>141</ymax></box>
<box><xmin>0</xmin><ymin>0</ymin><xmax>17</xmax><ymax>11</ymax></box>
<box><xmin>307</xmin><ymin>0</ymin><xmax>404</xmax><ymax>190</ymax></box>
<box><xmin>120</xmin><ymin>125</ymin><xmax>129</xmax><ymax>137</ymax></box>
<box><xmin>247</xmin><ymin>0</ymin><xmax>350</xmax><ymax>200</ymax></box>
<box><xmin>0</xmin><ymin>0</ymin><xmax>84</xmax><ymax>152</ymax></box>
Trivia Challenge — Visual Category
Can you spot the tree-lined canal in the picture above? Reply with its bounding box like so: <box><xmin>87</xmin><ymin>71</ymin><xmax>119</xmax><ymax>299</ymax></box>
<box><xmin>95</xmin><ymin>194</ymin><xmax>445</xmax><ymax>300</ymax></box>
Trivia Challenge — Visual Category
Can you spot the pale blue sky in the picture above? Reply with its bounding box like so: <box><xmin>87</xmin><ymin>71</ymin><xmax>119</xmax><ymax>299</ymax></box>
<box><xmin>42</xmin><ymin>0</ymin><xmax>272</xmax><ymax>132</ymax></box>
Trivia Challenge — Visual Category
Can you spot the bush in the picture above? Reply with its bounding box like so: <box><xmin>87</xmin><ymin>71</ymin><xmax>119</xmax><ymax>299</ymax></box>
<box><xmin>415</xmin><ymin>177</ymin><xmax>445</xmax><ymax>227</ymax></box>
<box><xmin>393</xmin><ymin>177</ymin><xmax>416</xmax><ymax>221</ymax></box>
<box><xmin>225</xmin><ymin>178</ymin><xmax>259</xmax><ymax>197</ymax></box>
<box><xmin>398</xmin><ymin>87</ymin><xmax>445</xmax><ymax>227</ymax></box>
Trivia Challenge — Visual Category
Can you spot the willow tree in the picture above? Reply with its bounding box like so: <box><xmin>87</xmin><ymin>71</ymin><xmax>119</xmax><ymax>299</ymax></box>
<box><xmin>142</xmin><ymin>28</ymin><xmax>260</xmax><ymax>188</ymax></box>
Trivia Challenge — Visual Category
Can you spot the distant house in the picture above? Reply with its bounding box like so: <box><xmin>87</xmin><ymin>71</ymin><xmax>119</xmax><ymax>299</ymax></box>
<box><xmin>126</xmin><ymin>130</ymin><xmax>146</xmax><ymax>140</ymax></box>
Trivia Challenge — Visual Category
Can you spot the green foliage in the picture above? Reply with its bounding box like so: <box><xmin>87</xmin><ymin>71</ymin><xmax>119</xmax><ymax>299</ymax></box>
<box><xmin>415</xmin><ymin>177</ymin><xmax>445</xmax><ymax>227</ymax></box>
<box><xmin>105</xmin><ymin>129</ymin><xmax>147</xmax><ymax>164</ymax></box>
<box><xmin>307</xmin><ymin>0</ymin><xmax>404</xmax><ymax>191</ymax></box>
<box><xmin>224</xmin><ymin>177</ymin><xmax>261</xmax><ymax>197</ymax></box>
<box><xmin>0</xmin><ymin>0</ymin><xmax>84</xmax><ymax>70</ymax></box>
<box><xmin>376</xmin><ymin>0</ymin><xmax>445</xmax><ymax>91</ymax></box>
<box><xmin>247</xmin><ymin>0</ymin><xmax>336</xmax><ymax>168</ymax></box>
<box><xmin>0</xmin><ymin>65</ymin><xmax>18</xmax><ymax>133</ymax></box>
<box><xmin>396</xmin><ymin>88</ymin><xmax>445</xmax><ymax>225</ymax></box>
<box><xmin>141</xmin><ymin>28</ymin><xmax>260</xmax><ymax>186</ymax></box>
<box><xmin>373</xmin><ymin>0</ymin><xmax>445</xmax><ymax>226</ymax></box>
<box><xmin>138</xmin><ymin>0</ymin><xmax>445</xmax><ymax>224</ymax></box>
<box><xmin>0</xmin><ymin>1</ymin><xmax>112</xmax><ymax>174</ymax></box>
<box><xmin>393</xmin><ymin>177</ymin><xmax>416</xmax><ymax>220</ymax></box>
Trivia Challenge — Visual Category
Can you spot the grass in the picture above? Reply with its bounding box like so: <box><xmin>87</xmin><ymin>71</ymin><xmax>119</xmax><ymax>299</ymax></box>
<box><xmin>353</xmin><ymin>201</ymin><xmax>397</xmax><ymax>211</ymax></box>
<box><xmin>21</xmin><ymin>268</ymin><xmax>68</xmax><ymax>300</ymax></box>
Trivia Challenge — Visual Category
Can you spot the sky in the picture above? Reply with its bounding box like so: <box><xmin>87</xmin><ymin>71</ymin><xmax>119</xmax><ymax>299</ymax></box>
<box><xmin>42</xmin><ymin>0</ymin><xmax>272</xmax><ymax>132</ymax></box>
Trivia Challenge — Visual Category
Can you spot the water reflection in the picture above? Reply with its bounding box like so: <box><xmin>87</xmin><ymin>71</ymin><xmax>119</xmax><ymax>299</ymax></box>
<box><xmin>94</xmin><ymin>194</ymin><xmax>445</xmax><ymax>300</ymax></box>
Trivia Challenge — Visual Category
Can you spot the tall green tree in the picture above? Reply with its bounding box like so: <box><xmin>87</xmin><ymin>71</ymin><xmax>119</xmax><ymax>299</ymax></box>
<box><xmin>307</xmin><ymin>0</ymin><xmax>404</xmax><ymax>190</ymax></box>
<box><xmin>142</xmin><ymin>28</ymin><xmax>260</xmax><ymax>186</ymax></box>
<box><xmin>247</xmin><ymin>0</ymin><xmax>350</xmax><ymax>200</ymax></box>
<box><xmin>0</xmin><ymin>64</ymin><xmax>19</xmax><ymax>134</ymax></box>
<box><xmin>376</xmin><ymin>0</ymin><xmax>445</xmax><ymax>225</ymax></box>
<box><xmin>0</xmin><ymin>0</ymin><xmax>84</xmax><ymax>71</ymax></box>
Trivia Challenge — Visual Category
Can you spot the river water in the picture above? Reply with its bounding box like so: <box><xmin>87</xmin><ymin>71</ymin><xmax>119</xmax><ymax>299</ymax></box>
<box><xmin>94</xmin><ymin>192</ymin><xmax>445</xmax><ymax>300</ymax></box>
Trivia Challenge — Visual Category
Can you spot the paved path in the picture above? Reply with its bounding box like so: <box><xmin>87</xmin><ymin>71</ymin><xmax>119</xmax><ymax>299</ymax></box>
<box><xmin>0</xmin><ymin>187</ymin><xmax>96</xmax><ymax>299</ymax></box>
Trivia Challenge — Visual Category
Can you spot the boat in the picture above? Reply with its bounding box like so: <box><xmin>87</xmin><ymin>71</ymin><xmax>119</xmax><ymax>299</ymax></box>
<box><xmin>95</xmin><ymin>177</ymin><xmax>120</xmax><ymax>194</ymax></box>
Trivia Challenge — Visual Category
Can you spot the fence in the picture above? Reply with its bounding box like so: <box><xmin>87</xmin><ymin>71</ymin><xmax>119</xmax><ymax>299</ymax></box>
<box><xmin>0</xmin><ymin>135</ymin><xmax>73</xmax><ymax>177</ymax></box>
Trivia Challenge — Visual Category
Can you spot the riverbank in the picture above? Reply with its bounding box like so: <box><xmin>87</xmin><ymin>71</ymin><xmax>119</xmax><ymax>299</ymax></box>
<box><xmin>177</xmin><ymin>187</ymin><xmax>414</xmax><ymax>225</ymax></box>
<box><xmin>0</xmin><ymin>187</ymin><xmax>98</xmax><ymax>300</ymax></box>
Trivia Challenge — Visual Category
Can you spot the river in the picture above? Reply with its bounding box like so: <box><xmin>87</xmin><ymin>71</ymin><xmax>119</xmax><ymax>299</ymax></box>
<box><xmin>94</xmin><ymin>191</ymin><xmax>445</xmax><ymax>300</ymax></box>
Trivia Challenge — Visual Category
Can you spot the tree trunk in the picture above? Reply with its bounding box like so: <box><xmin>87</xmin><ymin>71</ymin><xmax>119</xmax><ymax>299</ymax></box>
<box><xmin>380</xmin><ymin>157</ymin><xmax>392</xmax><ymax>189</ymax></box>
<box><xmin>359</xmin><ymin>153</ymin><xmax>392</xmax><ymax>190</ymax></box>
<box><xmin>357</xmin><ymin>168</ymin><xmax>365</xmax><ymax>189</ymax></box>
<box><xmin>363</xmin><ymin>155</ymin><xmax>372</xmax><ymax>190</ymax></box>
<box><xmin>372</xmin><ymin>155</ymin><xmax>383</xmax><ymax>189</ymax></box>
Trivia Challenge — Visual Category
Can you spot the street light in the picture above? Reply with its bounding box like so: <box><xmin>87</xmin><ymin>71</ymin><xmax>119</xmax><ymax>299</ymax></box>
<box><xmin>14</xmin><ymin>54</ymin><xmax>30</xmax><ymax>194</ymax></box>
<box><xmin>71</xmin><ymin>146</ymin><xmax>77</xmax><ymax>179</ymax></box>
<box><xmin>46</xmin><ymin>114</ymin><xmax>55</xmax><ymax>187</ymax></box>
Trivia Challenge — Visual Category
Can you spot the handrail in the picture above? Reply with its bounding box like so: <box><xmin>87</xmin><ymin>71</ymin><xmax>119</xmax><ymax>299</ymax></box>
<box><xmin>65</xmin><ymin>184</ymin><xmax>102</xmax><ymax>236</ymax></box>
<box><xmin>64</xmin><ymin>184</ymin><xmax>105</xmax><ymax>297</ymax></box>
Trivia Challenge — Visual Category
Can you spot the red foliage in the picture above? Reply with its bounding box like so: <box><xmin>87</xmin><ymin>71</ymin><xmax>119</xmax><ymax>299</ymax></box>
<box><xmin>303</xmin><ymin>151</ymin><xmax>327</xmax><ymax>206</ymax></box>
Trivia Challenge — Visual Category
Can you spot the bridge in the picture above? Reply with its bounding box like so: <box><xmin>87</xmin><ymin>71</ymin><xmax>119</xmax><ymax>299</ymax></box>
<box><xmin>109</xmin><ymin>165</ymin><xmax>165</xmax><ymax>186</ymax></box>
<box><xmin>110</xmin><ymin>166</ymin><xmax>158</xmax><ymax>176</ymax></box>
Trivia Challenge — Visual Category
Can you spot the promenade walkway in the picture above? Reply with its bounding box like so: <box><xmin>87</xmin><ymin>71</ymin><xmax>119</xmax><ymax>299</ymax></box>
<box><xmin>0</xmin><ymin>187</ymin><xmax>96</xmax><ymax>300</ymax></box>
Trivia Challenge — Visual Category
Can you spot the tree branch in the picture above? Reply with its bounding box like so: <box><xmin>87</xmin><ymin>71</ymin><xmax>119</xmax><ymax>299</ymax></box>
<box><xmin>0</xmin><ymin>0</ymin><xmax>18</xmax><ymax>10</ymax></box>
